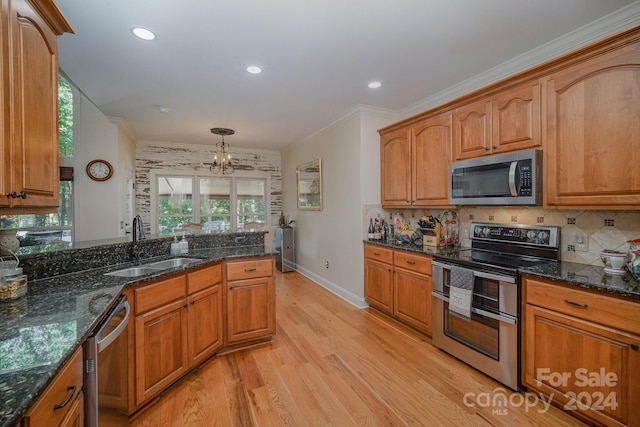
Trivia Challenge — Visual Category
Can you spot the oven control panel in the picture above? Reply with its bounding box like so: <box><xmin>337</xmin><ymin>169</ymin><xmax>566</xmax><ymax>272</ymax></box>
<box><xmin>470</xmin><ymin>222</ymin><xmax>559</xmax><ymax>248</ymax></box>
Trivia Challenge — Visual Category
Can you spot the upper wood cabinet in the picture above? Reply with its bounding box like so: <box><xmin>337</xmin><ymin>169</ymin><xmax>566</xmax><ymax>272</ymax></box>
<box><xmin>412</xmin><ymin>114</ymin><xmax>453</xmax><ymax>207</ymax></box>
<box><xmin>380</xmin><ymin>127</ymin><xmax>411</xmax><ymax>207</ymax></box>
<box><xmin>544</xmin><ymin>42</ymin><xmax>640</xmax><ymax>209</ymax></box>
<box><xmin>1</xmin><ymin>0</ymin><xmax>72</xmax><ymax>212</ymax></box>
<box><xmin>453</xmin><ymin>82</ymin><xmax>541</xmax><ymax>161</ymax></box>
<box><xmin>380</xmin><ymin>113</ymin><xmax>453</xmax><ymax>208</ymax></box>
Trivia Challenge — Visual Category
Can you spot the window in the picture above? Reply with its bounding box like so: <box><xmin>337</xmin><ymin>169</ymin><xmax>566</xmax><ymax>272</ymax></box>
<box><xmin>0</xmin><ymin>74</ymin><xmax>75</xmax><ymax>249</ymax></box>
<box><xmin>154</xmin><ymin>173</ymin><xmax>267</xmax><ymax>234</ymax></box>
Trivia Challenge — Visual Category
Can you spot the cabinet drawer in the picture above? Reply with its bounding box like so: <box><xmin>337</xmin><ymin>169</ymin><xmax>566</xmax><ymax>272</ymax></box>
<box><xmin>226</xmin><ymin>258</ymin><xmax>273</xmax><ymax>281</ymax></box>
<box><xmin>394</xmin><ymin>251</ymin><xmax>431</xmax><ymax>276</ymax></box>
<box><xmin>24</xmin><ymin>346</ymin><xmax>83</xmax><ymax>427</ymax></box>
<box><xmin>525</xmin><ymin>277</ymin><xmax>640</xmax><ymax>334</ymax></box>
<box><xmin>364</xmin><ymin>244</ymin><xmax>393</xmax><ymax>264</ymax></box>
<box><xmin>135</xmin><ymin>275</ymin><xmax>186</xmax><ymax>315</ymax></box>
<box><xmin>187</xmin><ymin>263</ymin><xmax>221</xmax><ymax>295</ymax></box>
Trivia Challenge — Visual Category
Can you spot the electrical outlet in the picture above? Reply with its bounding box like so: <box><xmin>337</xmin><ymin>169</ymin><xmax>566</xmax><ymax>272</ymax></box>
<box><xmin>325</xmin><ymin>260</ymin><xmax>329</xmax><ymax>269</ymax></box>
<box><xmin>574</xmin><ymin>232</ymin><xmax>589</xmax><ymax>252</ymax></box>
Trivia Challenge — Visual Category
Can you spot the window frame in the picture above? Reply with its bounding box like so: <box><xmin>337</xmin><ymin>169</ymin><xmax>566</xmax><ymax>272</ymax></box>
<box><xmin>150</xmin><ymin>169</ymin><xmax>270</xmax><ymax>234</ymax></box>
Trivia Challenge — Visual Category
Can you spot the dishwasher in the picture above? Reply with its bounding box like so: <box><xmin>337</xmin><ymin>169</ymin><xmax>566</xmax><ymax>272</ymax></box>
<box><xmin>83</xmin><ymin>294</ymin><xmax>130</xmax><ymax>427</ymax></box>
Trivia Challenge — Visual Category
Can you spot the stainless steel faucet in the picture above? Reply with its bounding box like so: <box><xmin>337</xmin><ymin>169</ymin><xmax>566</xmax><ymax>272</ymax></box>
<box><xmin>131</xmin><ymin>215</ymin><xmax>146</xmax><ymax>259</ymax></box>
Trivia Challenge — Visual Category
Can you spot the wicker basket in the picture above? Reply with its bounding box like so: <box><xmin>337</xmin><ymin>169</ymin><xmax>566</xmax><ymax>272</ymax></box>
<box><xmin>0</xmin><ymin>275</ymin><xmax>27</xmax><ymax>300</ymax></box>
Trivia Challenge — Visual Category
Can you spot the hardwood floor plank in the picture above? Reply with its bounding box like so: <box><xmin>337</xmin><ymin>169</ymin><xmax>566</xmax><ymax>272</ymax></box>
<box><xmin>128</xmin><ymin>271</ymin><xmax>587</xmax><ymax>427</ymax></box>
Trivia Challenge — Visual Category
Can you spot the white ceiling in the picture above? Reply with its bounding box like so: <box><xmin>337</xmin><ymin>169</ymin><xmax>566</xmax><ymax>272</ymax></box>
<box><xmin>56</xmin><ymin>0</ymin><xmax>638</xmax><ymax>151</ymax></box>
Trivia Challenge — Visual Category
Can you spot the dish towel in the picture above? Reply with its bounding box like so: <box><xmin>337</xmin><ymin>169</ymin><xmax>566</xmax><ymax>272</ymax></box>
<box><xmin>448</xmin><ymin>266</ymin><xmax>474</xmax><ymax>321</ymax></box>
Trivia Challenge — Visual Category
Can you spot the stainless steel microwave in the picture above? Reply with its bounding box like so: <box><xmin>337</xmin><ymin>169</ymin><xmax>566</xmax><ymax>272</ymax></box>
<box><xmin>450</xmin><ymin>149</ymin><xmax>542</xmax><ymax>205</ymax></box>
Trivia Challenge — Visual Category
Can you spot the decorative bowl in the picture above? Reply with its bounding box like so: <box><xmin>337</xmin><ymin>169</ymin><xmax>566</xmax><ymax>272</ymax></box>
<box><xmin>600</xmin><ymin>250</ymin><xmax>627</xmax><ymax>275</ymax></box>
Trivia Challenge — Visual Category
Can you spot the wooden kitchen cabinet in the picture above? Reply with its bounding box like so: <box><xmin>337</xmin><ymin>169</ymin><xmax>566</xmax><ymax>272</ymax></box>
<box><xmin>453</xmin><ymin>81</ymin><xmax>540</xmax><ymax>161</ymax></box>
<box><xmin>380</xmin><ymin>127</ymin><xmax>411</xmax><ymax>207</ymax></box>
<box><xmin>224</xmin><ymin>257</ymin><xmax>276</xmax><ymax>345</ymax></box>
<box><xmin>393</xmin><ymin>251</ymin><xmax>432</xmax><ymax>335</ymax></box>
<box><xmin>380</xmin><ymin>113</ymin><xmax>453</xmax><ymax>208</ymax></box>
<box><xmin>544</xmin><ymin>42</ymin><xmax>640</xmax><ymax>209</ymax></box>
<box><xmin>134</xmin><ymin>276</ymin><xmax>188</xmax><ymax>406</ymax></box>
<box><xmin>1</xmin><ymin>0</ymin><xmax>72</xmax><ymax>212</ymax></box>
<box><xmin>364</xmin><ymin>244</ymin><xmax>432</xmax><ymax>336</ymax></box>
<box><xmin>22</xmin><ymin>347</ymin><xmax>84</xmax><ymax>427</ymax></box>
<box><xmin>133</xmin><ymin>264</ymin><xmax>223</xmax><ymax>406</ymax></box>
<box><xmin>522</xmin><ymin>275</ymin><xmax>640</xmax><ymax>427</ymax></box>
<box><xmin>364</xmin><ymin>244</ymin><xmax>394</xmax><ymax>315</ymax></box>
<box><xmin>411</xmin><ymin>114</ymin><xmax>453</xmax><ymax>207</ymax></box>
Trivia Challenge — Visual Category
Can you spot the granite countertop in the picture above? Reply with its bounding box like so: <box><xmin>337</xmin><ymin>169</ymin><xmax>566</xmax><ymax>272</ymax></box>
<box><xmin>0</xmin><ymin>244</ymin><xmax>276</xmax><ymax>427</ymax></box>
<box><xmin>364</xmin><ymin>239</ymin><xmax>640</xmax><ymax>299</ymax></box>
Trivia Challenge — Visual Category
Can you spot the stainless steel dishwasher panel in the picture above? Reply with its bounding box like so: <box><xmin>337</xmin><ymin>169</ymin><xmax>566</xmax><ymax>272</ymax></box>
<box><xmin>83</xmin><ymin>294</ymin><xmax>130</xmax><ymax>427</ymax></box>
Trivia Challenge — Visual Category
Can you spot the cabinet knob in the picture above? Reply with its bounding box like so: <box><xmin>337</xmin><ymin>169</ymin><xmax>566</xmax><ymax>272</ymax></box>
<box><xmin>229</xmin><ymin>286</ymin><xmax>233</xmax><ymax>290</ymax></box>
<box><xmin>631</xmin><ymin>344</ymin><xmax>639</xmax><ymax>351</ymax></box>
<box><xmin>183</xmin><ymin>303</ymin><xmax>188</xmax><ymax>308</ymax></box>
<box><xmin>190</xmin><ymin>300</ymin><xmax>195</xmax><ymax>305</ymax></box>
<box><xmin>485</xmin><ymin>147</ymin><xmax>490</xmax><ymax>151</ymax></box>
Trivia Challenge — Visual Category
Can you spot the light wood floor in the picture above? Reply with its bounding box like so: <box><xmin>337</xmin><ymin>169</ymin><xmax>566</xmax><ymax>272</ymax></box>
<box><xmin>129</xmin><ymin>271</ymin><xmax>586</xmax><ymax>426</ymax></box>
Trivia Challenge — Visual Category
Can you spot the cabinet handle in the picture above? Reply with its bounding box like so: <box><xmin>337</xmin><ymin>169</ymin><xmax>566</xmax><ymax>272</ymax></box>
<box><xmin>631</xmin><ymin>344</ymin><xmax>639</xmax><ymax>351</ymax></box>
<box><xmin>564</xmin><ymin>299</ymin><xmax>588</xmax><ymax>308</ymax></box>
<box><xmin>244</xmin><ymin>268</ymin><xmax>257</xmax><ymax>272</ymax></box>
<box><xmin>406</xmin><ymin>261</ymin><xmax>416</xmax><ymax>265</ymax></box>
<box><xmin>53</xmin><ymin>385</ymin><xmax>76</xmax><ymax>410</ymax></box>
<box><xmin>373</xmin><ymin>252</ymin><xmax>381</xmax><ymax>256</ymax></box>
<box><xmin>5</xmin><ymin>191</ymin><xmax>26</xmax><ymax>199</ymax></box>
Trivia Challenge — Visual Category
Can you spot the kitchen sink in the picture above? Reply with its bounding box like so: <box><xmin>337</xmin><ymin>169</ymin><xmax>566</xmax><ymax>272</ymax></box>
<box><xmin>105</xmin><ymin>266</ymin><xmax>162</xmax><ymax>277</ymax></box>
<box><xmin>145</xmin><ymin>258</ymin><xmax>200</xmax><ymax>269</ymax></box>
<box><xmin>105</xmin><ymin>257</ymin><xmax>200</xmax><ymax>277</ymax></box>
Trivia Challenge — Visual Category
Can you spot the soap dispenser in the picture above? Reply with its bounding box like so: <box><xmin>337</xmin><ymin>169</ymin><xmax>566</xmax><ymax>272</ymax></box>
<box><xmin>170</xmin><ymin>236</ymin><xmax>180</xmax><ymax>255</ymax></box>
<box><xmin>180</xmin><ymin>234</ymin><xmax>189</xmax><ymax>254</ymax></box>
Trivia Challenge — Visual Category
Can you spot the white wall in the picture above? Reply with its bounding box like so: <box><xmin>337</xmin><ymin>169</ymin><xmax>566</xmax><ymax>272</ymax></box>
<box><xmin>281</xmin><ymin>106</ymin><xmax>395</xmax><ymax>307</ymax></box>
<box><xmin>74</xmin><ymin>93</ymin><xmax>122</xmax><ymax>242</ymax></box>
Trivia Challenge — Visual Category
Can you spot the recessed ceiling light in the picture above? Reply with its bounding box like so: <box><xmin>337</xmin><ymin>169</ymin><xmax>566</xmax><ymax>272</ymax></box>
<box><xmin>368</xmin><ymin>81</ymin><xmax>382</xmax><ymax>89</ymax></box>
<box><xmin>132</xmin><ymin>27</ymin><xmax>156</xmax><ymax>41</ymax></box>
<box><xmin>158</xmin><ymin>106</ymin><xmax>170</xmax><ymax>114</ymax></box>
<box><xmin>246</xmin><ymin>65</ymin><xmax>263</xmax><ymax>74</ymax></box>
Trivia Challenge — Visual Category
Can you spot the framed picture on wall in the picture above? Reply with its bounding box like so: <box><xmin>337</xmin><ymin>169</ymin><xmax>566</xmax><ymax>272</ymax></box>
<box><xmin>296</xmin><ymin>158</ymin><xmax>322</xmax><ymax>211</ymax></box>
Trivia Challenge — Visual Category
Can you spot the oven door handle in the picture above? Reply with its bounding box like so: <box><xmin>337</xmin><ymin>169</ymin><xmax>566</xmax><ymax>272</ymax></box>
<box><xmin>473</xmin><ymin>270</ymin><xmax>516</xmax><ymax>284</ymax></box>
<box><xmin>431</xmin><ymin>291</ymin><xmax>517</xmax><ymax>325</ymax></box>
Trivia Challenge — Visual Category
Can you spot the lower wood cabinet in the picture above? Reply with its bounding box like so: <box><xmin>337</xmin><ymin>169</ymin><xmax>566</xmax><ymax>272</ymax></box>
<box><xmin>224</xmin><ymin>257</ymin><xmax>276</xmax><ymax>344</ymax></box>
<box><xmin>133</xmin><ymin>264</ymin><xmax>223</xmax><ymax>406</ymax></box>
<box><xmin>522</xmin><ymin>275</ymin><xmax>640</xmax><ymax>427</ymax></box>
<box><xmin>22</xmin><ymin>347</ymin><xmax>84</xmax><ymax>427</ymax></box>
<box><xmin>364</xmin><ymin>244</ymin><xmax>432</xmax><ymax>335</ymax></box>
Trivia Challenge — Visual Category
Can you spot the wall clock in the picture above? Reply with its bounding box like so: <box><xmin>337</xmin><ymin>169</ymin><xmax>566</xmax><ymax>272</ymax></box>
<box><xmin>86</xmin><ymin>159</ymin><xmax>113</xmax><ymax>181</ymax></box>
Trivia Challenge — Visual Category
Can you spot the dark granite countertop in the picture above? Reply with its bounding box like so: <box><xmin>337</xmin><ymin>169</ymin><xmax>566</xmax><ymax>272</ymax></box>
<box><xmin>0</xmin><ymin>243</ymin><xmax>276</xmax><ymax>427</ymax></box>
<box><xmin>363</xmin><ymin>239</ymin><xmax>640</xmax><ymax>299</ymax></box>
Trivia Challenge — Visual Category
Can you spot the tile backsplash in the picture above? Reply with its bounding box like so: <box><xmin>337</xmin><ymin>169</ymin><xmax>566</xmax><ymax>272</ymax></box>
<box><xmin>362</xmin><ymin>205</ymin><xmax>640</xmax><ymax>266</ymax></box>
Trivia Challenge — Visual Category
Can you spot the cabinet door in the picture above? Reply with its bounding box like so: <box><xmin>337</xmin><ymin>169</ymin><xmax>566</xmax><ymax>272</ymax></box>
<box><xmin>491</xmin><ymin>82</ymin><xmax>540</xmax><ymax>153</ymax></box>
<box><xmin>59</xmin><ymin>391</ymin><xmax>83</xmax><ymax>427</ymax></box>
<box><xmin>394</xmin><ymin>268</ymin><xmax>432</xmax><ymax>335</ymax></box>
<box><xmin>7</xmin><ymin>0</ymin><xmax>61</xmax><ymax>208</ymax></box>
<box><xmin>226</xmin><ymin>276</ymin><xmax>275</xmax><ymax>344</ymax></box>
<box><xmin>545</xmin><ymin>43</ymin><xmax>640</xmax><ymax>208</ymax></box>
<box><xmin>453</xmin><ymin>99</ymin><xmax>491</xmax><ymax>160</ymax></box>
<box><xmin>524</xmin><ymin>305</ymin><xmax>640</xmax><ymax>427</ymax></box>
<box><xmin>187</xmin><ymin>284</ymin><xmax>223</xmax><ymax>367</ymax></box>
<box><xmin>135</xmin><ymin>299</ymin><xmax>188</xmax><ymax>405</ymax></box>
<box><xmin>412</xmin><ymin>114</ymin><xmax>453</xmax><ymax>207</ymax></box>
<box><xmin>364</xmin><ymin>258</ymin><xmax>393</xmax><ymax>315</ymax></box>
<box><xmin>380</xmin><ymin>127</ymin><xmax>411</xmax><ymax>207</ymax></box>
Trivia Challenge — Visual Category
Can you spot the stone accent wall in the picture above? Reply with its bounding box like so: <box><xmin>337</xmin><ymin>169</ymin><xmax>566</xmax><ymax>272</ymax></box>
<box><xmin>135</xmin><ymin>141</ymin><xmax>282</xmax><ymax>232</ymax></box>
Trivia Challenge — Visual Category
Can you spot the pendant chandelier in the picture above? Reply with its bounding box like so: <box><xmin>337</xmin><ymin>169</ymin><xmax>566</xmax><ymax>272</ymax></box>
<box><xmin>209</xmin><ymin>127</ymin><xmax>235</xmax><ymax>174</ymax></box>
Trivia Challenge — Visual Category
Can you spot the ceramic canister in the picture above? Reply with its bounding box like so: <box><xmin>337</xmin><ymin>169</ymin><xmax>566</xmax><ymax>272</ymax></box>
<box><xmin>0</xmin><ymin>229</ymin><xmax>19</xmax><ymax>256</ymax></box>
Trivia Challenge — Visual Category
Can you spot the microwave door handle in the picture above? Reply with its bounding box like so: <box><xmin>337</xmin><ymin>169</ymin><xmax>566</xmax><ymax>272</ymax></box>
<box><xmin>508</xmin><ymin>161</ymin><xmax>518</xmax><ymax>196</ymax></box>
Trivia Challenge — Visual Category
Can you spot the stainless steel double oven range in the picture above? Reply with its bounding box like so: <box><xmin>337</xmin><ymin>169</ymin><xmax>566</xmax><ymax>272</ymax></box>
<box><xmin>431</xmin><ymin>222</ymin><xmax>560</xmax><ymax>390</ymax></box>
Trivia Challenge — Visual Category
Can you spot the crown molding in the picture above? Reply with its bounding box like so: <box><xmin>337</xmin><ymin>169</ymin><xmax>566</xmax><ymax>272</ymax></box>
<box><xmin>399</xmin><ymin>2</ymin><xmax>640</xmax><ymax>118</ymax></box>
